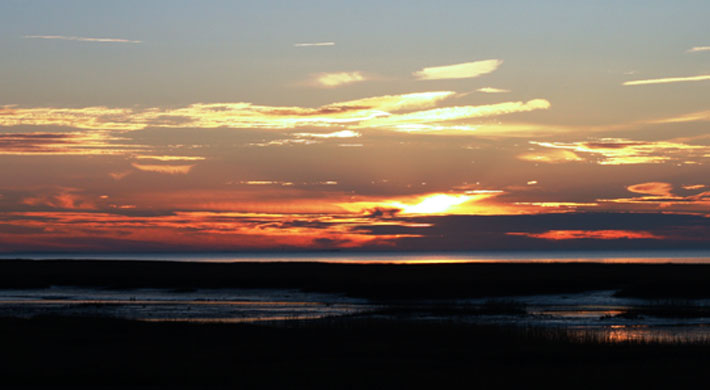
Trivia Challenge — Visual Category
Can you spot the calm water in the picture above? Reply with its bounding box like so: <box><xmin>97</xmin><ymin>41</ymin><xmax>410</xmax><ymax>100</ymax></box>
<box><xmin>3</xmin><ymin>249</ymin><xmax>710</xmax><ymax>264</ymax></box>
<box><xmin>1</xmin><ymin>250</ymin><xmax>709</xmax><ymax>343</ymax></box>
<box><xmin>1</xmin><ymin>286</ymin><xmax>708</xmax><ymax>343</ymax></box>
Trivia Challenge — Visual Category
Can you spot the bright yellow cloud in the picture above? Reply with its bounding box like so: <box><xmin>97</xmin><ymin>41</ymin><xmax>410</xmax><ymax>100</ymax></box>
<box><xmin>134</xmin><ymin>155</ymin><xmax>206</xmax><ymax>161</ymax></box>
<box><xmin>623</xmin><ymin>74</ymin><xmax>710</xmax><ymax>86</ymax></box>
<box><xmin>356</xmin><ymin>99</ymin><xmax>551</xmax><ymax>131</ymax></box>
<box><xmin>528</xmin><ymin>138</ymin><xmax>710</xmax><ymax>165</ymax></box>
<box><xmin>413</xmin><ymin>59</ymin><xmax>503</xmax><ymax>80</ymax></box>
<box><xmin>0</xmin><ymin>92</ymin><xmax>456</xmax><ymax>131</ymax></box>
<box><xmin>312</xmin><ymin>72</ymin><xmax>366</xmax><ymax>87</ymax></box>
<box><xmin>338</xmin><ymin>191</ymin><xmax>508</xmax><ymax>216</ymax></box>
<box><xmin>131</xmin><ymin>163</ymin><xmax>195</xmax><ymax>175</ymax></box>
<box><xmin>518</xmin><ymin>149</ymin><xmax>583</xmax><ymax>163</ymax></box>
<box><xmin>476</xmin><ymin>87</ymin><xmax>510</xmax><ymax>93</ymax></box>
<box><xmin>292</xmin><ymin>130</ymin><xmax>361</xmax><ymax>138</ymax></box>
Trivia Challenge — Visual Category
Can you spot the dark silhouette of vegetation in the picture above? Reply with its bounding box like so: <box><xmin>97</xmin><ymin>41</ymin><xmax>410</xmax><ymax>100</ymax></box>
<box><xmin>0</xmin><ymin>315</ymin><xmax>707</xmax><ymax>388</ymax></box>
<box><xmin>1</xmin><ymin>260</ymin><xmax>709</xmax><ymax>299</ymax></box>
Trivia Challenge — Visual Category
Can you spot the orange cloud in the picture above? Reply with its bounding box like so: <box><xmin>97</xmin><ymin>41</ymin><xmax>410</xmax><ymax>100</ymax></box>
<box><xmin>131</xmin><ymin>163</ymin><xmax>195</xmax><ymax>175</ymax></box>
<box><xmin>0</xmin><ymin>210</ymin><xmax>410</xmax><ymax>251</ymax></box>
<box><xmin>507</xmin><ymin>230</ymin><xmax>663</xmax><ymax>240</ymax></box>
<box><xmin>134</xmin><ymin>155</ymin><xmax>205</xmax><ymax>161</ymax></box>
<box><xmin>682</xmin><ymin>184</ymin><xmax>706</xmax><ymax>190</ymax></box>
<box><xmin>627</xmin><ymin>182</ymin><xmax>674</xmax><ymax>197</ymax></box>
<box><xmin>21</xmin><ymin>189</ymin><xmax>97</xmax><ymax>210</ymax></box>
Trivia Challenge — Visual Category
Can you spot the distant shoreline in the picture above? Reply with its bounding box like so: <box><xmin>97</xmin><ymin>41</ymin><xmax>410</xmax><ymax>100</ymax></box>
<box><xmin>2</xmin><ymin>248</ymin><xmax>710</xmax><ymax>264</ymax></box>
<box><xmin>1</xmin><ymin>259</ymin><xmax>709</xmax><ymax>299</ymax></box>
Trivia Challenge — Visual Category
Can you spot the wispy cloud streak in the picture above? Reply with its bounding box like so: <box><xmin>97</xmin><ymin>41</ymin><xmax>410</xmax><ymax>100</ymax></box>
<box><xmin>623</xmin><ymin>74</ymin><xmax>710</xmax><ymax>86</ymax></box>
<box><xmin>413</xmin><ymin>59</ymin><xmax>503</xmax><ymax>80</ymax></box>
<box><xmin>23</xmin><ymin>35</ymin><xmax>142</xmax><ymax>43</ymax></box>
<box><xmin>687</xmin><ymin>46</ymin><xmax>710</xmax><ymax>53</ymax></box>
<box><xmin>293</xmin><ymin>42</ymin><xmax>335</xmax><ymax>47</ymax></box>
<box><xmin>525</xmin><ymin>138</ymin><xmax>710</xmax><ymax>165</ymax></box>
<box><xmin>476</xmin><ymin>87</ymin><xmax>510</xmax><ymax>94</ymax></box>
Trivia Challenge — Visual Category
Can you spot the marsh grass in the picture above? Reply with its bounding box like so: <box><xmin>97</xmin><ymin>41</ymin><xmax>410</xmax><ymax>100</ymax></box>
<box><xmin>1</xmin><ymin>315</ymin><xmax>708</xmax><ymax>387</ymax></box>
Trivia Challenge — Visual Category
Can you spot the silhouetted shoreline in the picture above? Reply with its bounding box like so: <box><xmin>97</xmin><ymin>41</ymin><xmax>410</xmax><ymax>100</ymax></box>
<box><xmin>1</xmin><ymin>259</ymin><xmax>709</xmax><ymax>299</ymax></box>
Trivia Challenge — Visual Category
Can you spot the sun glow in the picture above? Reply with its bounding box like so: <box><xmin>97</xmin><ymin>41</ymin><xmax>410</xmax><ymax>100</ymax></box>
<box><xmin>392</xmin><ymin>194</ymin><xmax>473</xmax><ymax>214</ymax></box>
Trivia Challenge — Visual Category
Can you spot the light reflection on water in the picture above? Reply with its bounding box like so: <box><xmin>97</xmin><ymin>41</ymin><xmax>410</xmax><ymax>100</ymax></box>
<box><xmin>0</xmin><ymin>287</ymin><xmax>371</xmax><ymax>323</ymax></box>
<box><xmin>566</xmin><ymin>325</ymin><xmax>710</xmax><ymax>344</ymax></box>
<box><xmin>4</xmin><ymin>250</ymin><xmax>710</xmax><ymax>264</ymax></box>
<box><xmin>0</xmin><ymin>287</ymin><xmax>708</xmax><ymax>343</ymax></box>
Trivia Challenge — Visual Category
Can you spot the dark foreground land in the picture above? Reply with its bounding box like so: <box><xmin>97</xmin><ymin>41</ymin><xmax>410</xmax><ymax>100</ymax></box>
<box><xmin>2</xmin><ymin>260</ymin><xmax>709</xmax><ymax>388</ymax></box>
<box><xmin>0</xmin><ymin>315</ymin><xmax>708</xmax><ymax>388</ymax></box>
<box><xmin>1</xmin><ymin>259</ymin><xmax>709</xmax><ymax>299</ymax></box>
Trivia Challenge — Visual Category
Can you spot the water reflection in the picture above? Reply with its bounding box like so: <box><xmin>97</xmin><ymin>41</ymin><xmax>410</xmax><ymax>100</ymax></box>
<box><xmin>0</xmin><ymin>287</ymin><xmax>708</xmax><ymax>344</ymax></box>
<box><xmin>0</xmin><ymin>287</ymin><xmax>371</xmax><ymax>323</ymax></box>
<box><xmin>567</xmin><ymin>325</ymin><xmax>710</xmax><ymax>344</ymax></box>
<box><xmin>4</xmin><ymin>250</ymin><xmax>710</xmax><ymax>264</ymax></box>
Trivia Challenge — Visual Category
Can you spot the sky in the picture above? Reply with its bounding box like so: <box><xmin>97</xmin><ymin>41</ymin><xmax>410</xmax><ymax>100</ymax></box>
<box><xmin>1</xmin><ymin>0</ymin><xmax>709</xmax><ymax>253</ymax></box>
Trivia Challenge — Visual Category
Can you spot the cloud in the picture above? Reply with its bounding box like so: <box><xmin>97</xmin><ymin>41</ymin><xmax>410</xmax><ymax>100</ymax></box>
<box><xmin>292</xmin><ymin>130</ymin><xmax>360</xmax><ymax>138</ymax></box>
<box><xmin>309</xmin><ymin>72</ymin><xmax>367</xmax><ymax>88</ymax></box>
<box><xmin>241</xmin><ymin>181</ymin><xmax>294</xmax><ymax>186</ymax></box>
<box><xmin>23</xmin><ymin>35</ymin><xmax>141</xmax><ymax>44</ymax></box>
<box><xmin>682</xmin><ymin>184</ymin><xmax>706</xmax><ymax>190</ymax></box>
<box><xmin>627</xmin><ymin>182</ymin><xmax>674</xmax><ymax>197</ymax></box>
<box><xmin>518</xmin><ymin>149</ymin><xmax>583</xmax><ymax>164</ymax></box>
<box><xmin>507</xmin><ymin>230</ymin><xmax>663</xmax><ymax>240</ymax></box>
<box><xmin>293</xmin><ymin>42</ymin><xmax>335</xmax><ymax>47</ymax></box>
<box><xmin>0</xmin><ymin>92</ymin><xmax>456</xmax><ymax>131</ymax></box>
<box><xmin>1</xmin><ymin>92</ymin><xmax>552</xmax><ymax>138</ymax></box>
<box><xmin>413</xmin><ymin>59</ymin><xmax>503</xmax><ymax>80</ymax></box>
<box><xmin>623</xmin><ymin>74</ymin><xmax>710</xmax><ymax>86</ymax></box>
<box><xmin>0</xmin><ymin>132</ymin><xmax>144</xmax><ymax>155</ymax></box>
<box><xmin>134</xmin><ymin>155</ymin><xmax>206</xmax><ymax>161</ymax></box>
<box><xmin>20</xmin><ymin>188</ymin><xmax>97</xmax><ymax>210</ymax></box>
<box><xmin>131</xmin><ymin>163</ymin><xmax>195</xmax><ymax>175</ymax></box>
<box><xmin>355</xmin><ymin>99</ymin><xmax>551</xmax><ymax>131</ymax></box>
<box><xmin>597</xmin><ymin>182</ymin><xmax>710</xmax><ymax>209</ymax></box>
<box><xmin>337</xmin><ymin>191</ymin><xmax>511</xmax><ymax>216</ymax></box>
<box><xmin>476</xmin><ymin>87</ymin><xmax>510</xmax><ymax>94</ymax></box>
<box><xmin>525</xmin><ymin>138</ymin><xmax>710</xmax><ymax>165</ymax></box>
<box><xmin>687</xmin><ymin>46</ymin><xmax>710</xmax><ymax>53</ymax></box>
<box><xmin>646</xmin><ymin>110</ymin><xmax>710</xmax><ymax>124</ymax></box>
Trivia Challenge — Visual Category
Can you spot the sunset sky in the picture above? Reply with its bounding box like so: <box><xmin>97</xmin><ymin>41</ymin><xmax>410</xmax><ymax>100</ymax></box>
<box><xmin>1</xmin><ymin>1</ymin><xmax>709</xmax><ymax>252</ymax></box>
